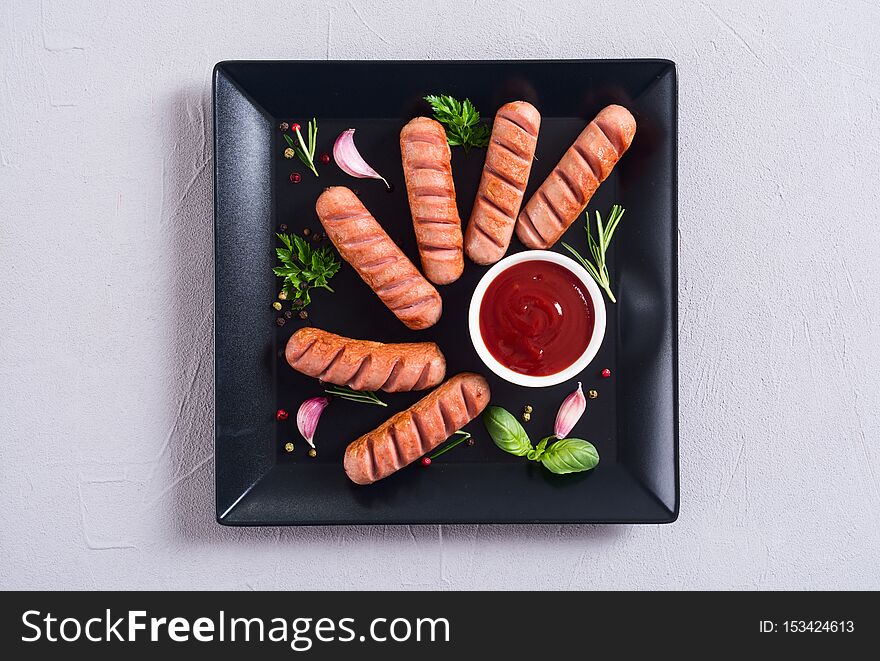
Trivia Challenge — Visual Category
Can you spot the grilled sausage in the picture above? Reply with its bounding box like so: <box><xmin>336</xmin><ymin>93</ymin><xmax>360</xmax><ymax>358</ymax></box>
<box><xmin>400</xmin><ymin>117</ymin><xmax>463</xmax><ymax>285</ymax></box>
<box><xmin>343</xmin><ymin>373</ymin><xmax>491</xmax><ymax>485</ymax></box>
<box><xmin>316</xmin><ymin>187</ymin><xmax>442</xmax><ymax>330</ymax></box>
<box><xmin>464</xmin><ymin>101</ymin><xmax>540</xmax><ymax>265</ymax></box>
<box><xmin>285</xmin><ymin>327</ymin><xmax>446</xmax><ymax>392</ymax></box>
<box><xmin>516</xmin><ymin>104</ymin><xmax>636</xmax><ymax>249</ymax></box>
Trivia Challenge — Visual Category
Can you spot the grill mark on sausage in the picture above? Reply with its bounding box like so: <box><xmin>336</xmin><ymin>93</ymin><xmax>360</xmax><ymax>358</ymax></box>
<box><xmin>339</xmin><ymin>233</ymin><xmax>383</xmax><ymax>250</ymax></box>
<box><xmin>412</xmin><ymin>362</ymin><xmax>432</xmax><ymax>391</ymax></box>
<box><xmin>485</xmin><ymin>163</ymin><xmax>523</xmax><ymax>193</ymax></box>
<box><xmin>405</xmin><ymin>135</ymin><xmax>445</xmax><ymax>148</ymax></box>
<box><xmin>386</xmin><ymin>424</ymin><xmax>402</xmax><ymax>471</ymax></box>
<box><xmin>361</xmin><ymin>255</ymin><xmax>397</xmax><ymax>270</ymax></box>
<box><xmin>420</xmin><ymin>244</ymin><xmax>461</xmax><ymax>255</ymax></box>
<box><xmin>392</xmin><ymin>295</ymin><xmax>437</xmax><ymax>313</ymax></box>
<box><xmin>381</xmin><ymin>358</ymin><xmax>403</xmax><ymax>390</ymax></box>
<box><xmin>324</xmin><ymin>211</ymin><xmax>371</xmax><ymax>225</ymax></box>
<box><xmin>572</xmin><ymin>142</ymin><xmax>602</xmax><ymax>183</ymax></box>
<box><xmin>412</xmin><ymin>186</ymin><xmax>454</xmax><ymax>199</ymax></box>
<box><xmin>592</xmin><ymin>119</ymin><xmax>621</xmax><ymax>158</ymax></box>
<box><xmin>495</xmin><ymin>112</ymin><xmax>538</xmax><ymax>139</ymax></box>
<box><xmin>416</xmin><ymin>217</ymin><xmax>459</xmax><ymax>227</ymax></box>
<box><xmin>537</xmin><ymin>190</ymin><xmax>566</xmax><ymax>230</ymax></box>
<box><xmin>410</xmin><ymin>161</ymin><xmax>448</xmax><ymax>173</ymax></box>
<box><xmin>519</xmin><ymin>207</ymin><xmax>549</xmax><ymax>245</ymax></box>
<box><xmin>411</xmin><ymin>412</ymin><xmax>429</xmax><ymax>456</ymax></box>
<box><xmin>555</xmin><ymin>168</ymin><xmax>584</xmax><ymax>207</ymax></box>
<box><xmin>364</xmin><ymin>438</ymin><xmax>379</xmax><ymax>483</ymax></box>
<box><xmin>459</xmin><ymin>381</ymin><xmax>477</xmax><ymax>419</ymax></box>
<box><xmin>437</xmin><ymin>399</ymin><xmax>455</xmax><ymax>436</ymax></box>
<box><xmin>317</xmin><ymin>345</ymin><xmax>346</xmax><ymax>380</ymax></box>
<box><xmin>490</xmin><ymin>137</ymin><xmax>530</xmax><ymax>163</ymax></box>
<box><xmin>469</xmin><ymin>220</ymin><xmax>504</xmax><ymax>248</ymax></box>
<box><xmin>348</xmin><ymin>354</ymin><xmax>372</xmax><ymax>389</ymax></box>
<box><xmin>287</xmin><ymin>337</ymin><xmax>316</xmax><ymax>364</ymax></box>
<box><xmin>479</xmin><ymin>191</ymin><xmax>511</xmax><ymax>218</ymax></box>
<box><xmin>375</xmin><ymin>275</ymin><xmax>419</xmax><ymax>295</ymax></box>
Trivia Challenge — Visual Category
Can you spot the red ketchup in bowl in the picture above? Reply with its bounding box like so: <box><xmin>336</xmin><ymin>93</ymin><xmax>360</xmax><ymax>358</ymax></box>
<box><xmin>478</xmin><ymin>260</ymin><xmax>594</xmax><ymax>376</ymax></box>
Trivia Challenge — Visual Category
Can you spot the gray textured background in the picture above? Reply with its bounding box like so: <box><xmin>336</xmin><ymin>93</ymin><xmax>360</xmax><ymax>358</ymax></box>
<box><xmin>2</xmin><ymin>0</ymin><xmax>878</xmax><ymax>590</ymax></box>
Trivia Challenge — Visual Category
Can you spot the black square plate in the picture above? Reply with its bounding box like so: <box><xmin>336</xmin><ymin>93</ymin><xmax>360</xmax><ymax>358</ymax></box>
<box><xmin>213</xmin><ymin>60</ymin><xmax>678</xmax><ymax>525</ymax></box>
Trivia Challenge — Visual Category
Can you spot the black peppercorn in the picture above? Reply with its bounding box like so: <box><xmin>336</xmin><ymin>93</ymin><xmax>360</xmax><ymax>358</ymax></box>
<box><xmin>299</xmin><ymin>310</ymin><xmax>308</xmax><ymax>320</ymax></box>
<box><xmin>275</xmin><ymin>317</ymin><xmax>286</xmax><ymax>327</ymax></box>
<box><xmin>279</xmin><ymin>122</ymin><xmax>289</xmax><ymax>131</ymax></box>
<box><xmin>303</xmin><ymin>228</ymin><xmax>311</xmax><ymax>236</ymax></box>
<box><xmin>311</xmin><ymin>233</ymin><xmax>321</xmax><ymax>242</ymax></box>
<box><xmin>278</xmin><ymin>224</ymin><xmax>288</xmax><ymax>232</ymax></box>
<box><xmin>466</xmin><ymin>438</ymin><xmax>475</xmax><ymax>447</ymax></box>
<box><xmin>284</xmin><ymin>310</ymin><xmax>293</xmax><ymax>319</ymax></box>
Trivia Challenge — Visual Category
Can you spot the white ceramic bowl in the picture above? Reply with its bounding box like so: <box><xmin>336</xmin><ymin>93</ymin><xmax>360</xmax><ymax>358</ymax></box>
<box><xmin>468</xmin><ymin>250</ymin><xmax>607</xmax><ymax>388</ymax></box>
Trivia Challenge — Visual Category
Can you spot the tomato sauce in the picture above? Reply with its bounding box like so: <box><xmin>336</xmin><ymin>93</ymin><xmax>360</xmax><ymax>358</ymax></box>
<box><xmin>479</xmin><ymin>260</ymin><xmax>593</xmax><ymax>376</ymax></box>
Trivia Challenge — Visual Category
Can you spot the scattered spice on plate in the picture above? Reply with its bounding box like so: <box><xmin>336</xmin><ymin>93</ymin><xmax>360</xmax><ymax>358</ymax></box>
<box><xmin>298</xmin><ymin>310</ymin><xmax>308</xmax><ymax>320</ymax></box>
<box><xmin>272</xmin><ymin>301</ymin><xmax>282</xmax><ymax>311</ymax></box>
<box><xmin>420</xmin><ymin>457</ymin><xmax>432</xmax><ymax>467</ymax></box>
<box><xmin>283</xmin><ymin>147</ymin><xmax>295</xmax><ymax>159</ymax></box>
<box><xmin>303</xmin><ymin>228</ymin><xmax>311</xmax><ymax>236</ymax></box>
<box><xmin>284</xmin><ymin>310</ymin><xmax>293</xmax><ymax>319</ymax></box>
<box><xmin>320</xmin><ymin>152</ymin><xmax>331</xmax><ymax>165</ymax></box>
<box><xmin>588</xmin><ymin>389</ymin><xmax>599</xmax><ymax>399</ymax></box>
<box><xmin>308</xmin><ymin>449</ymin><xmax>317</xmax><ymax>458</ymax></box>
<box><xmin>524</xmin><ymin>405</ymin><xmax>533</xmax><ymax>413</ymax></box>
<box><xmin>275</xmin><ymin>317</ymin><xmax>286</xmax><ymax>327</ymax></box>
<box><xmin>278</xmin><ymin>290</ymin><xmax>288</xmax><ymax>301</ymax></box>
<box><xmin>284</xmin><ymin>442</ymin><xmax>294</xmax><ymax>453</ymax></box>
<box><xmin>276</xmin><ymin>408</ymin><xmax>289</xmax><ymax>421</ymax></box>
<box><xmin>289</xmin><ymin>172</ymin><xmax>301</xmax><ymax>184</ymax></box>
<box><xmin>278</xmin><ymin>224</ymin><xmax>288</xmax><ymax>233</ymax></box>
<box><xmin>601</xmin><ymin>368</ymin><xmax>611</xmax><ymax>378</ymax></box>
<box><xmin>279</xmin><ymin>121</ymin><xmax>289</xmax><ymax>131</ymax></box>
<box><xmin>522</xmin><ymin>411</ymin><xmax>531</xmax><ymax>422</ymax></box>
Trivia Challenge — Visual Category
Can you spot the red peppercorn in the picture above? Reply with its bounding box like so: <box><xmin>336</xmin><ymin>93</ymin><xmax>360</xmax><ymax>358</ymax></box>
<box><xmin>320</xmin><ymin>152</ymin><xmax>331</xmax><ymax>165</ymax></box>
<box><xmin>289</xmin><ymin>172</ymin><xmax>301</xmax><ymax>184</ymax></box>
<box><xmin>276</xmin><ymin>409</ymin><xmax>289</xmax><ymax>421</ymax></box>
<box><xmin>421</xmin><ymin>457</ymin><xmax>431</xmax><ymax>467</ymax></box>
<box><xmin>291</xmin><ymin>123</ymin><xmax>301</xmax><ymax>132</ymax></box>
<box><xmin>601</xmin><ymin>368</ymin><xmax>612</xmax><ymax>378</ymax></box>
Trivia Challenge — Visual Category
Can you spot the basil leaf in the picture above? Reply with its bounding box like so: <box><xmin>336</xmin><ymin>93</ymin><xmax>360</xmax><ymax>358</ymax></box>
<box><xmin>539</xmin><ymin>439</ymin><xmax>599</xmax><ymax>475</ymax></box>
<box><xmin>481</xmin><ymin>406</ymin><xmax>533</xmax><ymax>457</ymax></box>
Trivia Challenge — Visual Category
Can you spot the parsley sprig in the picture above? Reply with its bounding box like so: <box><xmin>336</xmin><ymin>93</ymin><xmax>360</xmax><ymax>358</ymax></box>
<box><xmin>562</xmin><ymin>204</ymin><xmax>625</xmax><ymax>304</ymax></box>
<box><xmin>273</xmin><ymin>233</ymin><xmax>340</xmax><ymax>307</ymax></box>
<box><xmin>423</xmin><ymin>94</ymin><xmax>491</xmax><ymax>152</ymax></box>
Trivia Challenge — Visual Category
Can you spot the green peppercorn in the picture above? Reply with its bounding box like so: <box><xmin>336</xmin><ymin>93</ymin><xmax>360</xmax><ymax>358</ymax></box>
<box><xmin>308</xmin><ymin>448</ymin><xmax>317</xmax><ymax>458</ymax></box>
<box><xmin>283</xmin><ymin>147</ymin><xmax>295</xmax><ymax>159</ymax></box>
<box><xmin>588</xmin><ymin>389</ymin><xmax>599</xmax><ymax>399</ymax></box>
<box><xmin>278</xmin><ymin>290</ymin><xmax>288</xmax><ymax>301</ymax></box>
<box><xmin>284</xmin><ymin>442</ymin><xmax>294</xmax><ymax>452</ymax></box>
<box><xmin>272</xmin><ymin>301</ymin><xmax>282</xmax><ymax>311</ymax></box>
<box><xmin>522</xmin><ymin>412</ymin><xmax>531</xmax><ymax>422</ymax></box>
<box><xmin>524</xmin><ymin>405</ymin><xmax>533</xmax><ymax>413</ymax></box>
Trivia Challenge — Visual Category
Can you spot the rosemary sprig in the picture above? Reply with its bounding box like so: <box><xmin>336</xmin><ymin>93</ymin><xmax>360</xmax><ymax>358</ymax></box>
<box><xmin>562</xmin><ymin>204</ymin><xmax>625</xmax><ymax>303</ymax></box>
<box><xmin>284</xmin><ymin>118</ymin><xmax>319</xmax><ymax>177</ymax></box>
<box><xmin>429</xmin><ymin>431</ymin><xmax>472</xmax><ymax>460</ymax></box>
<box><xmin>324</xmin><ymin>385</ymin><xmax>387</xmax><ymax>407</ymax></box>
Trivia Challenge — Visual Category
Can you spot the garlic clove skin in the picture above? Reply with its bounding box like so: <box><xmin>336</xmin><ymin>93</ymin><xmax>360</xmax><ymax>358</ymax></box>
<box><xmin>554</xmin><ymin>382</ymin><xmax>586</xmax><ymax>439</ymax></box>
<box><xmin>296</xmin><ymin>396</ymin><xmax>330</xmax><ymax>449</ymax></box>
<box><xmin>332</xmin><ymin>129</ymin><xmax>390</xmax><ymax>188</ymax></box>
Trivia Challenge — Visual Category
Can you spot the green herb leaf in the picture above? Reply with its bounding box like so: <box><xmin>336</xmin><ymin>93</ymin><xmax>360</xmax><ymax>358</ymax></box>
<box><xmin>273</xmin><ymin>233</ymin><xmax>341</xmax><ymax>310</ymax></box>
<box><xmin>561</xmin><ymin>204</ymin><xmax>625</xmax><ymax>303</ymax></box>
<box><xmin>539</xmin><ymin>438</ymin><xmax>600</xmax><ymax>475</ymax></box>
<box><xmin>424</xmin><ymin>94</ymin><xmax>491</xmax><ymax>152</ymax></box>
<box><xmin>481</xmin><ymin>406</ymin><xmax>533</xmax><ymax>457</ymax></box>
